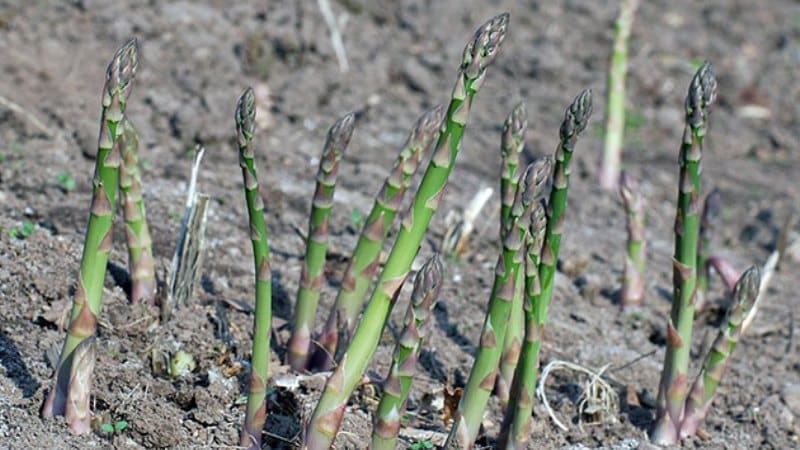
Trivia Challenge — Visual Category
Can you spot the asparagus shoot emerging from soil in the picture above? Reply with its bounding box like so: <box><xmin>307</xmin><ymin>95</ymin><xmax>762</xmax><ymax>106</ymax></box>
<box><xmin>64</xmin><ymin>337</ymin><xmax>96</xmax><ymax>434</ymax></box>
<box><xmin>695</xmin><ymin>189</ymin><xmax>721</xmax><ymax>312</ymax></box>
<box><xmin>496</xmin><ymin>102</ymin><xmax>528</xmax><ymax>404</ymax></box>
<box><xmin>445</xmin><ymin>158</ymin><xmax>551</xmax><ymax>450</ymax></box>
<box><xmin>497</xmin><ymin>201</ymin><xmax>547</xmax><ymax>450</ymax></box>
<box><xmin>371</xmin><ymin>255</ymin><xmax>444</xmax><ymax>450</ymax></box>
<box><xmin>313</xmin><ymin>106</ymin><xmax>444</xmax><ymax>370</ymax></box>
<box><xmin>235</xmin><ymin>88</ymin><xmax>274</xmax><ymax>449</ymax></box>
<box><xmin>599</xmin><ymin>0</ymin><xmax>640</xmax><ymax>191</ymax></box>
<box><xmin>679</xmin><ymin>266</ymin><xmax>760</xmax><ymax>438</ymax></box>
<box><xmin>535</xmin><ymin>89</ymin><xmax>593</xmax><ymax>327</ymax></box>
<box><xmin>287</xmin><ymin>113</ymin><xmax>356</xmax><ymax>371</ymax></box>
<box><xmin>651</xmin><ymin>62</ymin><xmax>717</xmax><ymax>445</ymax></box>
<box><xmin>120</xmin><ymin>120</ymin><xmax>156</xmax><ymax>305</ymax></box>
<box><xmin>302</xmin><ymin>14</ymin><xmax>510</xmax><ymax>449</ymax></box>
<box><xmin>42</xmin><ymin>39</ymin><xmax>138</xmax><ymax>427</ymax></box>
<box><xmin>619</xmin><ymin>171</ymin><xmax>646</xmax><ymax>309</ymax></box>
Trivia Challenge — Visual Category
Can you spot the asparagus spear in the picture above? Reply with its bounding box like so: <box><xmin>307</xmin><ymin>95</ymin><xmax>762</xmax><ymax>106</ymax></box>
<box><xmin>599</xmin><ymin>0</ymin><xmax>640</xmax><ymax>191</ymax></box>
<box><xmin>371</xmin><ymin>255</ymin><xmax>444</xmax><ymax>450</ymax></box>
<box><xmin>679</xmin><ymin>266</ymin><xmax>760</xmax><ymax>438</ymax></box>
<box><xmin>651</xmin><ymin>62</ymin><xmax>717</xmax><ymax>445</ymax></box>
<box><xmin>42</xmin><ymin>39</ymin><xmax>138</xmax><ymax>423</ymax></box>
<box><xmin>313</xmin><ymin>106</ymin><xmax>444</xmax><ymax>370</ymax></box>
<box><xmin>445</xmin><ymin>158</ymin><xmax>551</xmax><ymax>450</ymax></box>
<box><xmin>235</xmin><ymin>88</ymin><xmax>274</xmax><ymax>449</ymax></box>
<box><xmin>302</xmin><ymin>14</ymin><xmax>510</xmax><ymax>449</ymax></box>
<box><xmin>535</xmin><ymin>89</ymin><xmax>593</xmax><ymax>328</ymax></box>
<box><xmin>64</xmin><ymin>337</ymin><xmax>96</xmax><ymax>434</ymax></box>
<box><xmin>497</xmin><ymin>201</ymin><xmax>547</xmax><ymax>450</ymax></box>
<box><xmin>496</xmin><ymin>103</ymin><xmax>528</xmax><ymax>404</ymax></box>
<box><xmin>287</xmin><ymin>113</ymin><xmax>356</xmax><ymax>371</ymax></box>
<box><xmin>695</xmin><ymin>189</ymin><xmax>721</xmax><ymax>312</ymax></box>
<box><xmin>119</xmin><ymin>120</ymin><xmax>156</xmax><ymax>305</ymax></box>
<box><xmin>619</xmin><ymin>171</ymin><xmax>646</xmax><ymax>310</ymax></box>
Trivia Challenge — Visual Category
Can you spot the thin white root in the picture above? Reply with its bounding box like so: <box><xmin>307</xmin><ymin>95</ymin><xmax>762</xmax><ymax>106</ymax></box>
<box><xmin>316</xmin><ymin>0</ymin><xmax>349</xmax><ymax>73</ymax></box>
<box><xmin>536</xmin><ymin>360</ymin><xmax>619</xmax><ymax>432</ymax></box>
<box><xmin>442</xmin><ymin>186</ymin><xmax>493</xmax><ymax>257</ymax></box>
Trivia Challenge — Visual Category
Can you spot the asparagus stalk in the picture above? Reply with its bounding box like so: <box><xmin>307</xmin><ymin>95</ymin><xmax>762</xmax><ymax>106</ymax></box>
<box><xmin>313</xmin><ymin>106</ymin><xmax>444</xmax><ymax>370</ymax></box>
<box><xmin>119</xmin><ymin>120</ymin><xmax>156</xmax><ymax>305</ymax></box>
<box><xmin>288</xmin><ymin>113</ymin><xmax>356</xmax><ymax>371</ymax></box>
<box><xmin>679</xmin><ymin>266</ymin><xmax>760</xmax><ymax>439</ymax></box>
<box><xmin>599</xmin><ymin>0</ymin><xmax>640</xmax><ymax>191</ymax></box>
<box><xmin>619</xmin><ymin>171</ymin><xmax>646</xmax><ymax>310</ymax></box>
<box><xmin>371</xmin><ymin>255</ymin><xmax>444</xmax><ymax>450</ymax></box>
<box><xmin>496</xmin><ymin>103</ymin><xmax>528</xmax><ymax>404</ymax></box>
<box><xmin>695</xmin><ymin>189</ymin><xmax>721</xmax><ymax>312</ymax></box>
<box><xmin>446</xmin><ymin>158</ymin><xmax>551</xmax><ymax>450</ymax></box>
<box><xmin>497</xmin><ymin>201</ymin><xmax>547</xmax><ymax>450</ymax></box>
<box><xmin>535</xmin><ymin>89</ymin><xmax>593</xmax><ymax>328</ymax></box>
<box><xmin>651</xmin><ymin>62</ymin><xmax>718</xmax><ymax>445</ymax></box>
<box><xmin>302</xmin><ymin>14</ymin><xmax>510</xmax><ymax>449</ymax></box>
<box><xmin>235</xmin><ymin>88</ymin><xmax>274</xmax><ymax>449</ymax></box>
<box><xmin>42</xmin><ymin>39</ymin><xmax>138</xmax><ymax>423</ymax></box>
<box><xmin>64</xmin><ymin>337</ymin><xmax>96</xmax><ymax>434</ymax></box>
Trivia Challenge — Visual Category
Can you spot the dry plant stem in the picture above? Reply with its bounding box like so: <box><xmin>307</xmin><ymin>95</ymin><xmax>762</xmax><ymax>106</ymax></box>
<box><xmin>695</xmin><ymin>189</ymin><xmax>721</xmax><ymax>312</ymax></box>
<box><xmin>651</xmin><ymin>62</ymin><xmax>717</xmax><ymax>445</ymax></box>
<box><xmin>619</xmin><ymin>171</ymin><xmax>646</xmax><ymax>309</ymax></box>
<box><xmin>302</xmin><ymin>13</ymin><xmax>510</xmax><ymax>449</ymax></box>
<box><xmin>235</xmin><ymin>88</ymin><xmax>274</xmax><ymax>449</ymax></box>
<box><xmin>288</xmin><ymin>113</ymin><xmax>356</xmax><ymax>371</ymax></box>
<box><xmin>599</xmin><ymin>0</ymin><xmax>640</xmax><ymax>191</ymax></box>
<box><xmin>313</xmin><ymin>106</ymin><xmax>444</xmax><ymax>370</ymax></box>
<box><xmin>371</xmin><ymin>255</ymin><xmax>444</xmax><ymax>450</ymax></box>
<box><xmin>446</xmin><ymin>159</ymin><xmax>551</xmax><ymax>450</ymax></box>
<box><xmin>496</xmin><ymin>103</ymin><xmax>528</xmax><ymax>404</ymax></box>
<box><xmin>42</xmin><ymin>39</ymin><xmax>138</xmax><ymax>427</ymax></box>
<box><xmin>120</xmin><ymin>120</ymin><xmax>156</xmax><ymax>305</ymax></box>
<box><xmin>680</xmin><ymin>266</ymin><xmax>760</xmax><ymax>438</ymax></box>
<box><xmin>497</xmin><ymin>202</ymin><xmax>546</xmax><ymax>450</ymax></box>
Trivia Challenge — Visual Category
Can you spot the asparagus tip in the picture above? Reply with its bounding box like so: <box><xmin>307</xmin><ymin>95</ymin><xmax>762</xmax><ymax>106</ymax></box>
<box><xmin>415</xmin><ymin>105</ymin><xmax>446</xmax><ymax>141</ymax></box>
<box><xmin>325</xmin><ymin>112</ymin><xmax>357</xmax><ymax>157</ymax></box>
<box><xmin>513</xmin><ymin>157</ymin><xmax>552</xmax><ymax>213</ymax></box>
<box><xmin>235</xmin><ymin>87</ymin><xmax>257</xmax><ymax>144</ymax></box>
<box><xmin>702</xmin><ymin>188</ymin><xmax>722</xmax><ymax>225</ymax></box>
<box><xmin>732</xmin><ymin>265</ymin><xmax>761</xmax><ymax>317</ymax></box>
<box><xmin>106</xmin><ymin>37</ymin><xmax>139</xmax><ymax>96</ymax></box>
<box><xmin>461</xmin><ymin>12</ymin><xmax>511</xmax><ymax>79</ymax></box>
<box><xmin>502</xmin><ymin>102</ymin><xmax>528</xmax><ymax>157</ymax></box>
<box><xmin>560</xmin><ymin>88</ymin><xmax>593</xmax><ymax>141</ymax></box>
<box><xmin>419</xmin><ymin>253</ymin><xmax>445</xmax><ymax>296</ymax></box>
<box><xmin>685</xmin><ymin>61</ymin><xmax>717</xmax><ymax>133</ymax></box>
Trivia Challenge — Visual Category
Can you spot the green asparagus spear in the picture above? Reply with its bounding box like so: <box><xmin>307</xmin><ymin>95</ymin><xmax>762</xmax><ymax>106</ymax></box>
<box><xmin>535</xmin><ymin>89</ymin><xmax>593</xmax><ymax>327</ymax></box>
<box><xmin>235</xmin><ymin>88</ymin><xmax>274</xmax><ymax>449</ymax></box>
<box><xmin>371</xmin><ymin>255</ymin><xmax>444</xmax><ymax>450</ymax></box>
<box><xmin>497</xmin><ymin>201</ymin><xmax>547</xmax><ymax>450</ymax></box>
<box><xmin>119</xmin><ymin>120</ymin><xmax>156</xmax><ymax>305</ymax></box>
<box><xmin>599</xmin><ymin>0</ymin><xmax>640</xmax><ymax>191</ymax></box>
<box><xmin>446</xmin><ymin>158</ymin><xmax>551</xmax><ymax>449</ymax></box>
<box><xmin>496</xmin><ymin>103</ymin><xmax>527</xmax><ymax>404</ymax></box>
<box><xmin>651</xmin><ymin>62</ymin><xmax>717</xmax><ymax>445</ymax></box>
<box><xmin>302</xmin><ymin>14</ymin><xmax>510</xmax><ymax>449</ymax></box>
<box><xmin>313</xmin><ymin>106</ymin><xmax>444</xmax><ymax>370</ymax></box>
<box><xmin>42</xmin><ymin>39</ymin><xmax>138</xmax><ymax>423</ymax></box>
<box><xmin>695</xmin><ymin>189</ymin><xmax>721</xmax><ymax>312</ymax></box>
<box><xmin>619</xmin><ymin>171</ymin><xmax>646</xmax><ymax>309</ymax></box>
<box><xmin>679</xmin><ymin>266</ymin><xmax>760</xmax><ymax>438</ymax></box>
<box><xmin>288</xmin><ymin>113</ymin><xmax>356</xmax><ymax>371</ymax></box>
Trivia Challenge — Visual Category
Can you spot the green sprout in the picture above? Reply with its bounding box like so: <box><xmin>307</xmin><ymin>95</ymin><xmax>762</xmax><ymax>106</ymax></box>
<box><xmin>100</xmin><ymin>420</ymin><xmax>128</xmax><ymax>434</ymax></box>
<box><xmin>57</xmin><ymin>171</ymin><xmax>76</xmax><ymax>192</ymax></box>
<box><xmin>409</xmin><ymin>440</ymin><xmax>434</xmax><ymax>450</ymax></box>
<box><xmin>8</xmin><ymin>221</ymin><xmax>35</xmax><ymax>239</ymax></box>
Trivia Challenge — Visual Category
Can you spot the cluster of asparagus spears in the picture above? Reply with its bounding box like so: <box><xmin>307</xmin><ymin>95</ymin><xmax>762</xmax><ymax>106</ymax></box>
<box><xmin>41</xmin><ymin>11</ymin><xmax>768</xmax><ymax>450</ymax></box>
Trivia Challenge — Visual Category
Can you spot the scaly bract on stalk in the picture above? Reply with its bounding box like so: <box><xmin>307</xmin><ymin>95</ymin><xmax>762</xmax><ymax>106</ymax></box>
<box><xmin>235</xmin><ymin>88</ymin><xmax>274</xmax><ymax>449</ymax></box>
<box><xmin>651</xmin><ymin>62</ymin><xmax>718</xmax><ymax>445</ymax></box>
<box><xmin>302</xmin><ymin>13</ymin><xmax>510</xmax><ymax>449</ymax></box>
<box><xmin>496</xmin><ymin>102</ymin><xmax>528</xmax><ymax>404</ymax></box>
<box><xmin>371</xmin><ymin>255</ymin><xmax>444</xmax><ymax>450</ymax></box>
<box><xmin>313</xmin><ymin>106</ymin><xmax>443</xmax><ymax>370</ymax></box>
<box><xmin>288</xmin><ymin>113</ymin><xmax>356</xmax><ymax>371</ymax></box>
<box><xmin>42</xmin><ymin>39</ymin><xmax>139</xmax><ymax>429</ymax></box>
<box><xmin>445</xmin><ymin>158</ymin><xmax>551</xmax><ymax>449</ymax></box>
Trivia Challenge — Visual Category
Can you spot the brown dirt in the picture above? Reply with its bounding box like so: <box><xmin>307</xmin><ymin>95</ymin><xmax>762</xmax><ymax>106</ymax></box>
<box><xmin>1</xmin><ymin>0</ymin><xmax>798</xmax><ymax>449</ymax></box>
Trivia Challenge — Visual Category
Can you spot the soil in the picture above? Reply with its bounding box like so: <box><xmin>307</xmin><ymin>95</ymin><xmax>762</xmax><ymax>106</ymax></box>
<box><xmin>0</xmin><ymin>0</ymin><xmax>798</xmax><ymax>449</ymax></box>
